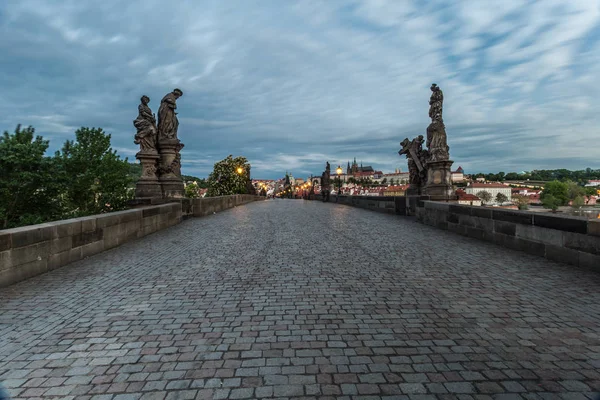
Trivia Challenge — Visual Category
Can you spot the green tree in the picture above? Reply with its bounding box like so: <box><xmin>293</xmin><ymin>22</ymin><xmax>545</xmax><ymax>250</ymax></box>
<box><xmin>566</xmin><ymin>181</ymin><xmax>584</xmax><ymax>200</ymax></box>
<box><xmin>512</xmin><ymin>194</ymin><xmax>529</xmax><ymax>210</ymax></box>
<box><xmin>381</xmin><ymin>178</ymin><xmax>387</xmax><ymax>185</ymax></box>
<box><xmin>584</xmin><ymin>186</ymin><xmax>598</xmax><ymax>197</ymax></box>
<box><xmin>541</xmin><ymin>180</ymin><xmax>569</xmax><ymax>206</ymax></box>
<box><xmin>0</xmin><ymin>125</ymin><xmax>66</xmax><ymax>228</ymax></box>
<box><xmin>476</xmin><ymin>190</ymin><xmax>492</xmax><ymax>205</ymax></box>
<box><xmin>496</xmin><ymin>192</ymin><xmax>508</xmax><ymax>204</ymax></box>
<box><xmin>57</xmin><ymin>127</ymin><xmax>132</xmax><ymax>216</ymax></box>
<box><xmin>542</xmin><ymin>194</ymin><xmax>561</xmax><ymax>212</ymax></box>
<box><xmin>505</xmin><ymin>172</ymin><xmax>520</xmax><ymax>181</ymax></box>
<box><xmin>206</xmin><ymin>155</ymin><xmax>251</xmax><ymax>196</ymax></box>
<box><xmin>184</xmin><ymin>182</ymin><xmax>200</xmax><ymax>198</ymax></box>
<box><xmin>571</xmin><ymin>196</ymin><xmax>585</xmax><ymax>209</ymax></box>
<box><xmin>389</xmin><ymin>178</ymin><xmax>395</xmax><ymax>185</ymax></box>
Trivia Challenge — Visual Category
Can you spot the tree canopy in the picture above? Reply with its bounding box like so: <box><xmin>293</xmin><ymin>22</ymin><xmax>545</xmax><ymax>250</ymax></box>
<box><xmin>1</xmin><ymin>125</ymin><xmax>133</xmax><ymax>229</ymax></box>
<box><xmin>206</xmin><ymin>155</ymin><xmax>252</xmax><ymax>197</ymax></box>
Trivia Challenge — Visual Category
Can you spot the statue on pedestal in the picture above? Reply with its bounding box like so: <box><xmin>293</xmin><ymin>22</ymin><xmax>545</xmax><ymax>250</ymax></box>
<box><xmin>134</xmin><ymin>95</ymin><xmax>158</xmax><ymax>154</ymax></box>
<box><xmin>133</xmin><ymin>96</ymin><xmax>162</xmax><ymax>198</ymax></box>
<box><xmin>399</xmin><ymin>135</ymin><xmax>428</xmax><ymax>190</ymax></box>
<box><xmin>158</xmin><ymin>88</ymin><xmax>183</xmax><ymax>141</ymax></box>
<box><xmin>321</xmin><ymin>162</ymin><xmax>331</xmax><ymax>202</ymax></box>
<box><xmin>426</xmin><ymin>83</ymin><xmax>450</xmax><ymax>162</ymax></box>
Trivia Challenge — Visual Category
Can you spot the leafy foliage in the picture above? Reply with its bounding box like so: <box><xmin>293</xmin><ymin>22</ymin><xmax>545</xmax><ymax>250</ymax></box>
<box><xmin>0</xmin><ymin>125</ymin><xmax>66</xmax><ymax>228</ymax></box>
<box><xmin>474</xmin><ymin>168</ymin><xmax>600</xmax><ymax>185</ymax></box>
<box><xmin>495</xmin><ymin>193</ymin><xmax>508</xmax><ymax>204</ymax></box>
<box><xmin>540</xmin><ymin>180</ymin><xmax>569</xmax><ymax>207</ymax></box>
<box><xmin>542</xmin><ymin>194</ymin><xmax>561</xmax><ymax>212</ymax></box>
<box><xmin>206</xmin><ymin>155</ymin><xmax>251</xmax><ymax>197</ymax></box>
<box><xmin>56</xmin><ymin>127</ymin><xmax>133</xmax><ymax>217</ymax></box>
<box><xmin>512</xmin><ymin>194</ymin><xmax>529</xmax><ymax>210</ymax></box>
<box><xmin>476</xmin><ymin>190</ymin><xmax>492</xmax><ymax>204</ymax></box>
<box><xmin>571</xmin><ymin>196</ymin><xmax>585</xmax><ymax>209</ymax></box>
<box><xmin>184</xmin><ymin>182</ymin><xmax>201</xmax><ymax>198</ymax></box>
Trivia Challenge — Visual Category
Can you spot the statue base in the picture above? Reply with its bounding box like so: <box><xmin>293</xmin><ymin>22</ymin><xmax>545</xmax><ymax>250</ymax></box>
<box><xmin>134</xmin><ymin>152</ymin><xmax>162</xmax><ymax>199</ymax></box>
<box><xmin>406</xmin><ymin>185</ymin><xmax>421</xmax><ymax>196</ymax></box>
<box><xmin>423</xmin><ymin>159</ymin><xmax>454</xmax><ymax>198</ymax></box>
<box><xmin>158</xmin><ymin>138</ymin><xmax>185</xmax><ymax>198</ymax></box>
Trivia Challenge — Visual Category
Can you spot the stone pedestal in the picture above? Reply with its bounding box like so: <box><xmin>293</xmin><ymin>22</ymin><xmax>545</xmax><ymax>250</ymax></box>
<box><xmin>423</xmin><ymin>160</ymin><xmax>454</xmax><ymax>198</ymax></box>
<box><xmin>134</xmin><ymin>151</ymin><xmax>162</xmax><ymax>199</ymax></box>
<box><xmin>158</xmin><ymin>138</ymin><xmax>185</xmax><ymax>198</ymax></box>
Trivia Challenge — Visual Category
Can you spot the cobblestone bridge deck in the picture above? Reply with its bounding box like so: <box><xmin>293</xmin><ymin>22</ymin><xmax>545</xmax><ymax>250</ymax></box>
<box><xmin>1</xmin><ymin>199</ymin><xmax>599</xmax><ymax>400</ymax></box>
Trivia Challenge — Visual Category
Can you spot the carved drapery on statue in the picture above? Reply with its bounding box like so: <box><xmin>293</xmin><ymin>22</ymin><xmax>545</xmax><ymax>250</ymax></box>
<box><xmin>134</xmin><ymin>95</ymin><xmax>158</xmax><ymax>154</ymax></box>
<box><xmin>426</xmin><ymin>83</ymin><xmax>449</xmax><ymax>162</ymax></box>
<box><xmin>399</xmin><ymin>135</ymin><xmax>428</xmax><ymax>188</ymax></box>
<box><xmin>158</xmin><ymin>88</ymin><xmax>183</xmax><ymax>141</ymax></box>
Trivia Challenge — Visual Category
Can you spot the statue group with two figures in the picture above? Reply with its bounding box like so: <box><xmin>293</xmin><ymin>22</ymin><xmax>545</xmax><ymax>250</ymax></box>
<box><xmin>133</xmin><ymin>88</ymin><xmax>186</xmax><ymax>199</ymax></box>
<box><xmin>321</xmin><ymin>162</ymin><xmax>331</xmax><ymax>202</ymax></box>
<box><xmin>399</xmin><ymin>83</ymin><xmax>454</xmax><ymax>197</ymax></box>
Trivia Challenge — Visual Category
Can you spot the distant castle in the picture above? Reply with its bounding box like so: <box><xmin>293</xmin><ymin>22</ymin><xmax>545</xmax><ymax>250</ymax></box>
<box><xmin>346</xmin><ymin>158</ymin><xmax>374</xmax><ymax>175</ymax></box>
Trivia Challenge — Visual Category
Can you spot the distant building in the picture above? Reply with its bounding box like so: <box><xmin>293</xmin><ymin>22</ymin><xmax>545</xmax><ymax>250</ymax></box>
<box><xmin>451</xmin><ymin>166</ymin><xmax>464</xmax><ymax>183</ymax></box>
<box><xmin>585</xmin><ymin>180</ymin><xmax>600</xmax><ymax>187</ymax></box>
<box><xmin>465</xmin><ymin>182</ymin><xmax>512</xmax><ymax>204</ymax></box>
<box><xmin>383</xmin><ymin>185</ymin><xmax>409</xmax><ymax>196</ymax></box>
<box><xmin>346</xmin><ymin>158</ymin><xmax>374</xmax><ymax>175</ymax></box>
<box><xmin>456</xmin><ymin>189</ymin><xmax>481</xmax><ymax>206</ymax></box>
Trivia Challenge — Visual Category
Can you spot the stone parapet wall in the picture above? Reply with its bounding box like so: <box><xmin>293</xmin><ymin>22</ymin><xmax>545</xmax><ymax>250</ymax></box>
<box><xmin>313</xmin><ymin>194</ymin><xmax>407</xmax><ymax>215</ymax></box>
<box><xmin>416</xmin><ymin>201</ymin><xmax>600</xmax><ymax>271</ymax></box>
<box><xmin>0</xmin><ymin>195</ymin><xmax>263</xmax><ymax>287</ymax></box>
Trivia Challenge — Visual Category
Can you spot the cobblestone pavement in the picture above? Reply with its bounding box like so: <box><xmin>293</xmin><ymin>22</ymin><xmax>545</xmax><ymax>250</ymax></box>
<box><xmin>1</xmin><ymin>199</ymin><xmax>600</xmax><ymax>400</ymax></box>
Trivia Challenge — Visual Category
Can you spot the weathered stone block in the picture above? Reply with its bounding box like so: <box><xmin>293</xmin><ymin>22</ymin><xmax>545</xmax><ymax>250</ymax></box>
<box><xmin>81</xmin><ymin>217</ymin><xmax>97</xmax><ymax>233</ymax></box>
<box><xmin>545</xmin><ymin>244</ymin><xmax>579</xmax><ymax>266</ymax></box>
<box><xmin>53</xmin><ymin>219</ymin><xmax>82</xmax><ymax>238</ymax></box>
<box><xmin>471</xmin><ymin>207</ymin><xmax>492</xmax><ymax>219</ymax></box>
<box><xmin>0</xmin><ymin>231</ymin><xmax>10</xmax><ymax>252</ymax></box>
<box><xmin>533</xmin><ymin>214</ymin><xmax>587</xmax><ymax>234</ymax></box>
<box><xmin>72</xmin><ymin>229</ymin><xmax>103</xmax><ymax>248</ymax></box>
<box><xmin>69</xmin><ymin>247</ymin><xmax>82</xmax><ymax>263</ymax></box>
<box><xmin>579</xmin><ymin>251</ymin><xmax>600</xmax><ymax>271</ymax></box>
<box><xmin>0</xmin><ymin>259</ymin><xmax>47</xmax><ymax>287</ymax></box>
<box><xmin>563</xmin><ymin>232</ymin><xmax>600</xmax><ymax>255</ymax></box>
<box><xmin>48</xmin><ymin>250</ymin><xmax>70</xmax><ymax>271</ymax></box>
<box><xmin>81</xmin><ymin>240</ymin><xmax>105</xmax><ymax>259</ymax></box>
<box><xmin>492</xmin><ymin>209</ymin><xmax>532</xmax><ymax>225</ymax></box>
<box><xmin>449</xmin><ymin>205</ymin><xmax>471</xmax><ymax>216</ymax></box>
<box><xmin>120</xmin><ymin>210</ymin><xmax>143</xmax><ymax>224</ymax></box>
<box><xmin>446</xmin><ymin>213</ymin><xmax>459</xmax><ymax>224</ymax></box>
<box><xmin>11</xmin><ymin>242</ymin><xmax>49</xmax><ymax>266</ymax></box>
<box><xmin>447</xmin><ymin>222</ymin><xmax>466</xmax><ymax>235</ymax></box>
<box><xmin>587</xmin><ymin>220</ymin><xmax>600</xmax><ymax>237</ymax></box>
<box><xmin>142</xmin><ymin>206</ymin><xmax>161</xmax><ymax>218</ymax></box>
<box><xmin>10</xmin><ymin>224</ymin><xmax>53</xmax><ymax>248</ymax></box>
<box><xmin>96</xmin><ymin>213</ymin><xmax>121</xmax><ymax>229</ymax></box>
<box><xmin>492</xmin><ymin>233</ymin><xmax>545</xmax><ymax>257</ymax></box>
<box><xmin>50</xmin><ymin>236</ymin><xmax>72</xmax><ymax>254</ymax></box>
<box><xmin>0</xmin><ymin>250</ymin><xmax>11</xmax><ymax>271</ymax></box>
<box><xmin>515</xmin><ymin>224</ymin><xmax>563</xmax><ymax>247</ymax></box>
<box><xmin>494</xmin><ymin>220</ymin><xmax>516</xmax><ymax>236</ymax></box>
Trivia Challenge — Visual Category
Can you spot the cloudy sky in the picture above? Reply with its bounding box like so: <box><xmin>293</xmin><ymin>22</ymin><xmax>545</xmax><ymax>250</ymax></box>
<box><xmin>1</xmin><ymin>0</ymin><xmax>598</xmax><ymax>179</ymax></box>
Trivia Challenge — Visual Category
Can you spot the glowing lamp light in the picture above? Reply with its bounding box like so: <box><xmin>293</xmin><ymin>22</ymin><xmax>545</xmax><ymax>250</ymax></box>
<box><xmin>336</xmin><ymin>166</ymin><xmax>343</xmax><ymax>176</ymax></box>
<box><xmin>236</xmin><ymin>167</ymin><xmax>243</xmax><ymax>174</ymax></box>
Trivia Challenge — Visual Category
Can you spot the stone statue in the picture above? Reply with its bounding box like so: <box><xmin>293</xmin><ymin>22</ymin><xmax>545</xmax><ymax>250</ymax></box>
<box><xmin>426</xmin><ymin>83</ymin><xmax>450</xmax><ymax>162</ymax></box>
<box><xmin>399</xmin><ymin>135</ymin><xmax>428</xmax><ymax>187</ymax></box>
<box><xmin>321</xmin><ymin>162</ymin><xmax>331</xmax><ymax>202</ymax></box>
<box><xmin>158</xmin><ymin>88</ymin><xmax>183</xmax><ymax>140</ymax></box>
<box><xmin>428</xmin><ymin>83</ymin><xmax>443</xmax><ymax>123</ymax></box>
<box><xmin>133</xmin><ymin>95</ymin><xmax>158</xmax><ymax>153</ymax></box>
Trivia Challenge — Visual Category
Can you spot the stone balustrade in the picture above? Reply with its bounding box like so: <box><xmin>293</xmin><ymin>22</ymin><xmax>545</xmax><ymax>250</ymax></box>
<box><xmin>0</xmin><ymin>194</ymin><xmax>262</xmax><ymax>287</ymax></box>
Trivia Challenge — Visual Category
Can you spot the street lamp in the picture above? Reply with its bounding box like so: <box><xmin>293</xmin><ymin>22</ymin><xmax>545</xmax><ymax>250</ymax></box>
<box><xmin>336</xmin><ymin>165</ymin><xmax>343</xmax><ymax>195</ymax></box>
<box><xmin>236</xmin><ymin>167</ymin><xmax>243</xmax><ymax>175</ymax></box>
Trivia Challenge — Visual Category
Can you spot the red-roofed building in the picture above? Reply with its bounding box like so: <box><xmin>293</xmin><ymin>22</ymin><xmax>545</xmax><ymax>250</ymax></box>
<box><xmin>384</xmin><ymin>185</ymin><xmax>409</xmax><ymax>196</ymax></box>
<box><xmin>456</xmin><ymin>189</ymin><xmax>482</xmax><ymax>206</ymax></box>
